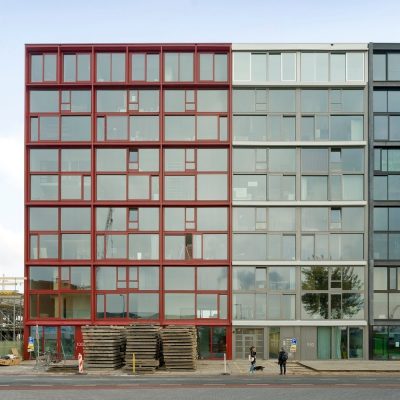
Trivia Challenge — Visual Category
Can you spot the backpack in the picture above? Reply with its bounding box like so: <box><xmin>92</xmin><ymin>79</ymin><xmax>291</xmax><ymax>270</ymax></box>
<box><xmin>281</xmin><ymin>352</ymin><xmax>288</xmax><ymax>362</ymax></box>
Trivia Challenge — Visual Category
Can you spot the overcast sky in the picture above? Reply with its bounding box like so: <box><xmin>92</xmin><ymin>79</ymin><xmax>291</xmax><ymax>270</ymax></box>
<box><xmin>0</xmin><ymin>0</ymin><xmax>399</xmax><ymax>278</ymax></box>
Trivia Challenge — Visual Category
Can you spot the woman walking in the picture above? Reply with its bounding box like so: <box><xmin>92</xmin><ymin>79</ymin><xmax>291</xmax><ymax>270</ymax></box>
<box><xmin>248</xmin><ymin>346</ymin><xmax>256</xmax><ymax>373</ymax></box>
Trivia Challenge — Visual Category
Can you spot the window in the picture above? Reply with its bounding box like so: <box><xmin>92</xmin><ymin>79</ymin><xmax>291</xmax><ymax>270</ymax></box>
<box><xmin>96</xmin><ymin>90</ymin><xmax>127</xmax><ymax>113</ymax></box>
<box><xmin>30</xmin><ymin>91</ymin><xmax>59</xmax><ymax>113</ymax></box>
<box><xmin>30</xmin><ymin>149</ymin><xmax>58</xmax><ymax>172</ymax></box>
<box><xmin>61</xmin><ymin>90</ymin><xmax>91</xmax><ymax>112</ymax></box>
<box><xmin>164</xmin><ymin>266</ymin><xmax>228</xmax><ymax>320</ymax></box>
<box><xmin>96</xmin><ymin>149</ymin><xmax>126</xmax><ymax>172</ymax></box>
<box><xmin>128</xmin><ymin>90</ymin><xmax>159</xmax><ymax>112</ymax></box>
<box><xmin>269</xmin><ymin>90</ymin><xmax>295</xmax><ymax>112</ymax></box>
<box><xmin>233</xmin><ymin>52</ymin><xmax>251</xmax><ymax>81</ymax></box>
<box><xmin>373</xmin><ymin>208</ymin><xmax>400</xmax><ymax>260</ymax></box>
<box><xmin>199</xmin><ymin>53</ymin><xmax>227</xmax><ymax>81</ymax></box>
<box><xmin>63</xmin><ymin>54</ymin><xmax>90</xmax><ymax>82</ymax></box>
<box><xmin>131</xmin><ymin>53</ymin><xmax>159</xmax><ymax>82</ymax></box>
<box><xmin>31</xmin><ymin>54</ymin><xmax>57</xmax><ymax>82</ymax></box>
<box><xmin>164</xmin><ymin>53</ymin><xmax>194</xmax><ymax>82</ymax></box>
<box><xmin>96</xmin><ymin>53</ymin><xmax>125</xmax><ymax>82</ymax></box>
<box><xmin>129</xmin><ymin>293</ymin><xmax>159</xmax><ymax>319</ymax></box>
<box><xmin>301</xmin><ymin>53</ymin><xmax>329</xmax><ymax>81</ymax></box>
<box><xmin>373</xmin><ymin>267</ymin><xmax>400</xmax><ymax>320</ymax></box>
<box><xmin>388</xmin><ymin>54</ymin><xmax>400</xmax><ymax>81</ymax></box>
<box><xmin>233</xmin><ymin>234</ymin><xmax>295</xmax><ymax>261</ymax></box>
<box><xmin>164</xmin><ymin>90</ymin><xmax>195</xmax><ymax>112</ymax></box>
<box><xmin>29</xmin><ymin>207</ymin><xmax>91</xmax><ymax>261</ymax></box>
<box><xmin>232</xmin><ymin>266</ymin><xmax>296</xmax><ymax>320</ymax></box>
<box><xmin>29</xmin><ymin>266</ymin><xmax>58</xmax><ymax>290</ymax></box>
<box><xmin>373</xmin><ymin>53</ymin><xmax>386</xmax><ymax>81</ymax></box>
<box><xmin>61</xmin><ymin>149</ymin><xmax>91</xmax><ymax>172</ymax></box>
<box><xmin>60</xmin><ymin>267</ymin><xmax>91</xmax><ymax>290</ymax></box>
<box><xmin>346</xmin><ymin>53</ymin><xmax>364</xmax><ymax>81</ymax></box>
<box><xmin>129</xmin><ymin>234</ymin><xmax>159</xmax><ymax>260</ymax></box>
<box><xmin>233</xmin><ymin>52</ymin><xmax>296</xmax><ymax>82</ymax></box>
<box><xmin>197</xmin><ymin>90</ymin><xmax>227</xmax><ymax>112</ymax></box>
<box><xmin>301</xmin><ymin>266</ymin><xmax>364</xmax><ymax>320</ymax></box>
<box><xmin>61</xmin><ymin>116</ymin><xmax>91</xmax><ymax>141</ymax></box>
<box><xmin>330</xmin><ymin>53</ymin><xmax>345</xmax><ymax>81</ymax></box>
<box><xmin>130</xmin><ymin>116</ymin><xmax>159</xmax><ymax>141</ymax></box>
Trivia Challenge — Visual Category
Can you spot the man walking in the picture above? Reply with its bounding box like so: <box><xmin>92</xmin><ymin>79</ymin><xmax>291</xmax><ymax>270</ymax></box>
<box><xmin>278</xmin><ymin>347</ymin><xmax>288</xmax><ymax>375</ymax></box>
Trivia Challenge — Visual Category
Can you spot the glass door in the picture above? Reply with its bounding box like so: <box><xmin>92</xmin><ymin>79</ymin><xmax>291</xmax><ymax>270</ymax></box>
<box><xmin>349</xmin><ymin>327</ymin><xmax>363</xmax><ymax>358</ymax></box>
<box><xmin>61</xmin><ymin>326</ymin><xmax>75</xmax><ymax>360</ymax></box>
<box><xmin>268</xmin><ymin>327</ymin><xmax>280</xmax><ymax>359</ymax></box>
<box><xmin>43</xmin><ymin>326</ymin><xmax>57</xmax><ymax>353</ymax></box>
<box><xmin>317</xmin><ymin>327</ymin><xmax>331</xmax><ymax>359</ymax></box>
<box><xmin>197</xmin><ymin>326</ymin><xmax>226</xmax><ymax>359</ymax></box>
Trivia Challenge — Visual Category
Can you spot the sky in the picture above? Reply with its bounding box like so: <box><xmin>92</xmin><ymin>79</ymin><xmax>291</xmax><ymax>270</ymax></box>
<box><xmin>0</xmin><ymin>0</ymin><xmax>400</xmax><ymax>279</ymax></box>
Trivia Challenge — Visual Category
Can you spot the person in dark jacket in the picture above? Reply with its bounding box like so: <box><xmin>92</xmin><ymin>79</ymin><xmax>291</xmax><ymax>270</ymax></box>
<box><xmin>248</xmin><ymin>346</ymin><xmax>256</xmax><ymax>373</ymax></box>
<box><xmin>278</xmin><ymin>347</ymin><xmax>288</xmax><ymax>375</ymax></box>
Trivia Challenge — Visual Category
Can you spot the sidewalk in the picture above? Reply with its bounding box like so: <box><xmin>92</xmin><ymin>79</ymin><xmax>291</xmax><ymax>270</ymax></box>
<box><xmin>0</xmin><ymin>359</ymin><xmax>399</xmax><ymax>376</ymax></box>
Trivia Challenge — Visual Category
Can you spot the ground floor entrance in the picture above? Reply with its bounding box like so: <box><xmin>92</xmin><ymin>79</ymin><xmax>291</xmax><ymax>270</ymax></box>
<box><xmin>26</xmin><ymin>325</ymin><xmax>83</xmax><ymax>360</ymax></box>
<box><xmin>372</xmin><ymin>326</ymin><xmax>400</xmax><ymax>360</ymax></box>
<box><xmin>233</xmin><ymin>325</ymin><xmax>366</xmax><ymax>360</ymax></box>
<box><xmin>25</xmin><ymin>325</ymin><xmax>229</xmax><ymax>360</ymax></box>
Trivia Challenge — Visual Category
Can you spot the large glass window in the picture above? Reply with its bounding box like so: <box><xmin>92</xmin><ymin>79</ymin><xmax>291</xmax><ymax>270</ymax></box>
<box><xmin>63</xmin><ymin>53</ymin><xmax>90</xmax><ymax>82</ymax></box>
<box><xmin>31</xmin><ymin>54</ymin><xmax>57</xmax><ymax>82</ymax></box>
<box><xmin>131</xmin><ymin>53</ymin><xmax>159</xmax><ymax>82</ymax></box>
<box><xmin>164</xmin><ymin>53</ymin><xmax>194</xmax><ymax>82</ymax></box>
<box><xmin>61</xmin><ymin>116</ymin><xmax>91</xmax><ymax>141</ymax></box>
<box><xmin>301</xmin><ymin>53</ymin><xmax>329</xmax><ymax>81</ymax></box>
<box><xmin>199</xmin><ymin>53</ymin><xmax>228</xmax><ymax>82</ymax></box>
<box><xmin>30</xmin><ymin>91</ymin><xmax>59</xmax><ymax>113</ymax></box>
<box><xmin>96</xmin><ymin>53</ymin><xmax>125</xmax><ymax>82</ymax></box>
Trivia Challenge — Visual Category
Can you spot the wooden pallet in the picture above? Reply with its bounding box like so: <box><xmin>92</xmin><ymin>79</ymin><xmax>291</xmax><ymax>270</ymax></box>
<box><xmin>124</xmin><ymin>324</ymin><xmax>161</xmax><ymax>374</ymax></box>
<box><xmin>160</xmin><ymin>326</ymin><xmax>197</xmax><ymax>371</ymax></box>
<box><xmin>82</xmin><ymin>325</ymin><xmax>126</xmax><ymax>370</ymax></box>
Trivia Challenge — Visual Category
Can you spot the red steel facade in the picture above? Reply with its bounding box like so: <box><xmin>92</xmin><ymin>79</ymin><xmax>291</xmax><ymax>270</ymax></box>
<box><xmin>24</xmin><ymin>44</ymin><xmax>233</xmax><ymax>360</ymax></box>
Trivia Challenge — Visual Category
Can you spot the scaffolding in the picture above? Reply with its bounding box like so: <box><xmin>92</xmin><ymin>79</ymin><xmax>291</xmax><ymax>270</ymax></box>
<box><xmin>0</xmin><ymin>277</ymin><xmax>24</xmax><ymax>342</ymax></box>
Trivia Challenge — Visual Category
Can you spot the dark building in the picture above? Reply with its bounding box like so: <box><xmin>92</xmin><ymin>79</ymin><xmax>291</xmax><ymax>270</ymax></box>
<box><xmin>369</xmin><ymin>43</ymin><xmax>400</xmax><ymax>360</ymax></box>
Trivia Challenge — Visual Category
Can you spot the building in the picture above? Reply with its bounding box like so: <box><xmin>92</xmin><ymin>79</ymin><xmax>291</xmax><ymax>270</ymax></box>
<box><xmin>231</xmin><ymin>44</ymin><xmax>368</xmax><ymax>360</ymax></box>
<box><xmin>23</xmin><ymin>42</ymin><xmax>398</xmax><ymax>361</ymax></box>
<box><xmin>25</xmin><ymin>43</ymin><xmax>231</xmax><ymax>360</ymax></box>
<box><xmin>369</xmin><ymin>43</ymin><xmax>400</xmax><ymax>360</ymax></box>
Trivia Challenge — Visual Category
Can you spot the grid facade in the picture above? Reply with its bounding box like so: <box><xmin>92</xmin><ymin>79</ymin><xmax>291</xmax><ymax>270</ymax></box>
<box><xmin>370</xmin><ymin>43</ymin><xmax>400</xmax><ymax>360</ymax></box>
<box><xmin>25</xmin><ymin>44</ymin><xmax>232</xmax><ymax>360</ymax></box>
<box><xmin>23</xmin><ymin>42</ymin><xmax>400</xmax><ymax>361</ymax></box>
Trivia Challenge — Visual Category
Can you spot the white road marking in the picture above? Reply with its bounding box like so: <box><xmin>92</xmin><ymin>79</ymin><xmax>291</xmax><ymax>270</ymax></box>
<box><xmin>247</xmin><ymin>383</ymin><xmax>270</xmax><ymax>386</ymax></box>
<box><xmin>31</xmin><ymin>384</ymin><xmax>53</xmax><ymax>387</ymax></box>
<box><xmin>290</xmin><ymin>383</ymin><xmax>313</xmax><ymax>386</ymax></box>
<box><xmin>203</xmin><ymin>383</ymin><xmax>226</xmax><ymax>386</ymax></box>
<box><xmin>336</xmin><ymin>383</ymin><xmax>357</xmax><ymax>386</ymax></box>
<box><xmin>319</xmin><ymin>378</ymin><xmax>337</xmax><ymax>381</ymax></box>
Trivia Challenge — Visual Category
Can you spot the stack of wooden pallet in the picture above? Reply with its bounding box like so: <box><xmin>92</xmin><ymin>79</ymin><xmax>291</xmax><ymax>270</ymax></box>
<box><xmin>160</xmin><ymin>326</ymin><xmax>197</xmax><ymax>370</ymax></box>
<box><xmin>124</xmin><ymin>324</ymin><xmax>161</xmax><ymax>374</ymax></box>
<box><xmin>82</xmin><ymin>326</ymin><xmax>125</xmax><ymax>369</ymax></box>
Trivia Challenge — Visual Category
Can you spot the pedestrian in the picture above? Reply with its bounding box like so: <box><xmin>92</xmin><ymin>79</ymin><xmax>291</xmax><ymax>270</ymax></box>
<box><xmin>278</xmin><ymin>347</ymin><xmax>288</xmax><ymax>375</ymax></box>
<box><xmin>248</xmin><ymin>346</ymin><xmax>256</xmax><ymax>373</ymax></box>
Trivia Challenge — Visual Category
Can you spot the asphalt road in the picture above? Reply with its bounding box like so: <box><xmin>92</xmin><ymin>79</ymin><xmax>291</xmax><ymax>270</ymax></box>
<box><xmin>1</xmin><ymin>375</ymin><xmax>400</xmax><ymax>400</ymax></box>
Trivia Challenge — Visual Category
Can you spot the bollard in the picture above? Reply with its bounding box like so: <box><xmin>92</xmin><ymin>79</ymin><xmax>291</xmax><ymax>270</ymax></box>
<box><xmin>224</xmin><ymin>353</ymin><xmax>227</xmax><ymax>374</ymax></box>
<box><xmin>78</xmin><ymin>353</ymin><xmax>84</xmax><ymax>374</ymax></box>
<box><xmin>221</xmin><ymin>352</ymin><xmax>230</xmax><ymax>375</ymax></box>
<box><xmin>132</xmin><ymin>353</ymin><xmax>136</xmax><ymax>375</ymax></box>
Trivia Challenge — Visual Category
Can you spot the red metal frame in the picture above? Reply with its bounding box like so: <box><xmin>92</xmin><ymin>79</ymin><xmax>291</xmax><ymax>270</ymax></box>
<box><xmin>25</xmin><ymin>43</ymin><xmax>232</xmax><ymax>360</ymax></box>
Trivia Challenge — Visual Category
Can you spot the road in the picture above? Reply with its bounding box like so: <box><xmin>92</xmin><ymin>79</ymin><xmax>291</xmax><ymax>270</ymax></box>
<box><xmin>0</xmin><ymin>374</ymin><xmax>399</xmax><ymax>399</ymax></box>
